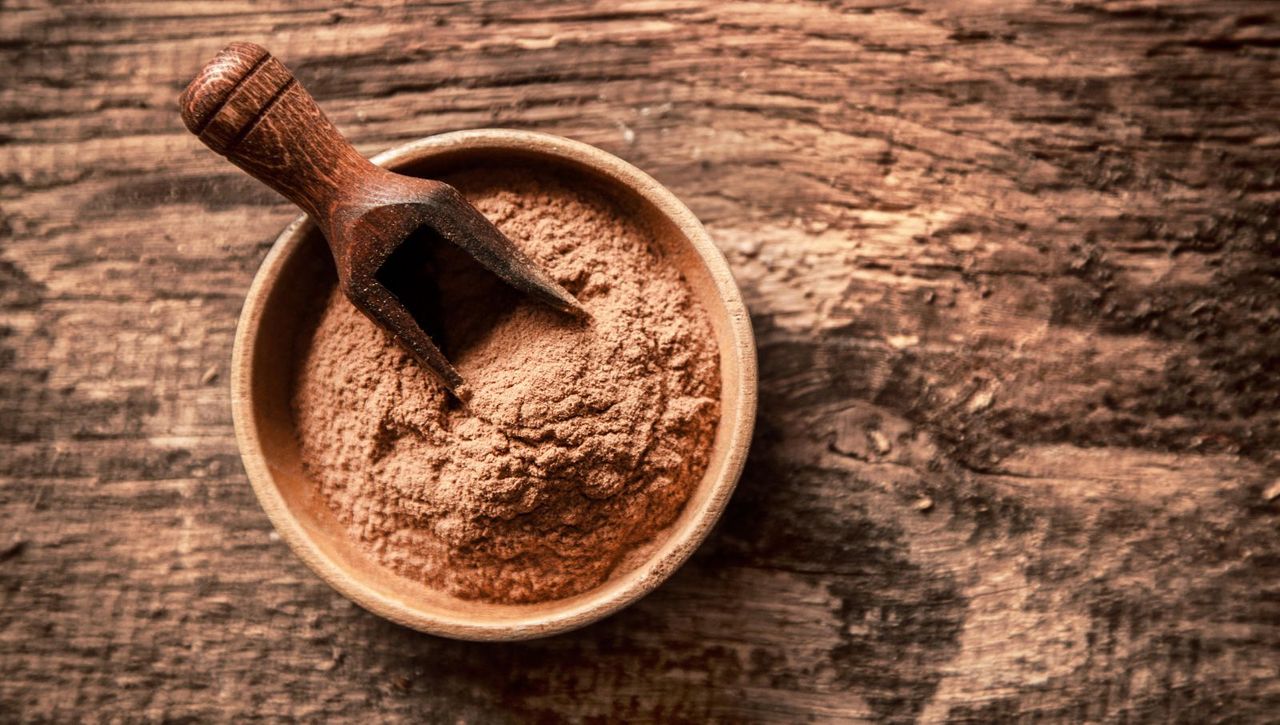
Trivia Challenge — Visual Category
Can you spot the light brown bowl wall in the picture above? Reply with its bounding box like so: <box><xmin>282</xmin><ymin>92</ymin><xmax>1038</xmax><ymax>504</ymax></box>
<box><xmin>231</xmin><ymin>130</ymin><xmax>757</xmax><ymax>640</ymax></box>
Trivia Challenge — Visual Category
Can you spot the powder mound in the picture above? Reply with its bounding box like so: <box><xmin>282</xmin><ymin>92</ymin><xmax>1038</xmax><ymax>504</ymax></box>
<box><xmin>292</xmin><ymin>166</ymin><xmax>721</xmax><ymax>604</ymax></box>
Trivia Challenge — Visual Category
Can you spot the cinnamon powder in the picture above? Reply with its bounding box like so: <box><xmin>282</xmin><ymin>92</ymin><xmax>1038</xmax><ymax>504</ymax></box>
<box><xmin>292</xmin><ymin>165</ymin><xmax>720</xmax><ymax>604</ymax></box>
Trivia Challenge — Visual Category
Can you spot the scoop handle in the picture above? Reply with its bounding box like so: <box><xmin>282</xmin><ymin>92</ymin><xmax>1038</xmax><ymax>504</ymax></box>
<box><xmin>179</xmin><ymin>42</ymin><xmax>374</xmax><ymax>218</ymax></box>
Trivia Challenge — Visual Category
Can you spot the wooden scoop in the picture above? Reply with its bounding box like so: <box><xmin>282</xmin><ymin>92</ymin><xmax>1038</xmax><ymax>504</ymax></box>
<box><xmin>179</xmin><ymin>42</ymin><xmax>584</xmax><ymax>395</ymax></box>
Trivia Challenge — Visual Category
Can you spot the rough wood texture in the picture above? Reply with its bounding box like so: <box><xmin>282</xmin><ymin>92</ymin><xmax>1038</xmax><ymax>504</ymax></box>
<box><xmin>2</xmin><ymin>0</ymin><xmax>1278</xmax><ymax>721</ymax></box>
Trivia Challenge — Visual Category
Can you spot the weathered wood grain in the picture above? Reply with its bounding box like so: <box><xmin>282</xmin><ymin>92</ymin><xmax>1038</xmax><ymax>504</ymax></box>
<box><xmin>2</xmin><ymin>0</ymin><xmax>1279</xmax><ymax>722</ymax></box>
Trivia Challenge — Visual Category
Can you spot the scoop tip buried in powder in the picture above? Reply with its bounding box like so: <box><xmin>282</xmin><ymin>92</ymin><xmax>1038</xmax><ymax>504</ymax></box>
<box><xmin>524</xmin><ymin>269</ymin><xmax>591</xmax><ymax>322</ymax></box>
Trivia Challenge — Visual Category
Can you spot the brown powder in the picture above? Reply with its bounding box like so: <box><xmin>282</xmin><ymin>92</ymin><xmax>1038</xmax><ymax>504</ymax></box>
<box><xmin>292</xmin><ymin>165</ymin><xmax>721</xmax><ymax>604</ymax></box>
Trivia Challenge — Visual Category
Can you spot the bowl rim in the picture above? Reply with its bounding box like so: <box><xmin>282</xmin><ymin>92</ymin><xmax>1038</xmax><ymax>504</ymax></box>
<box><xmin>231</xmin><ymin>129</ymin><xmax>757</xmax><ymax>640</ymax></box>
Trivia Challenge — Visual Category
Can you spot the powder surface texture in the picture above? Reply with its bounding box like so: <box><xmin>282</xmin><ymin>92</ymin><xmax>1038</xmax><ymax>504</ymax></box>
<box><xmin>292</xmin><ymin>166</ymin><xmax>721</xmax><ymax>604</ymax></box>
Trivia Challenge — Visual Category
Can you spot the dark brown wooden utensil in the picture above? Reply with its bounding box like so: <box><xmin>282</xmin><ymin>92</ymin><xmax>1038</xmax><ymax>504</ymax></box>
<box><xmin>179</xmin><ymin>42</ymin><xmax>584</xmax><ymax>395</ymax></box>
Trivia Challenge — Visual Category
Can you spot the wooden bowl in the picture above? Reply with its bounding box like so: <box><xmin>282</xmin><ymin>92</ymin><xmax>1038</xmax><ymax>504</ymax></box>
<box><xmin>231</xmin><ymin>130</ymin><xmax>757</xmax><ymax>640</ymax></box>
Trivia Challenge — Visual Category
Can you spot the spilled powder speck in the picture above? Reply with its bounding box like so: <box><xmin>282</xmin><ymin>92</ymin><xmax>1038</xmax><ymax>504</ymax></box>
<box><xmin>292</xmin><ymin>166</ymin><xmax>720</xmax><ymax>603</ymax></box>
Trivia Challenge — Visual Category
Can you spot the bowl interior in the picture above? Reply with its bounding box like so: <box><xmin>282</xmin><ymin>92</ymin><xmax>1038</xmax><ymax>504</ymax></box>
<box><xmin>235</xmin><ymin>132</ymin><xmax>755</xmax><ymax>639</ymax></box>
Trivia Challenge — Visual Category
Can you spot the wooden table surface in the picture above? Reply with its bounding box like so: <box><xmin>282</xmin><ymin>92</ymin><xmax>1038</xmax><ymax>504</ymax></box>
<box><xmin>4</xmin><ymin>1</ymin><xmax>1279</xmax><ymax>722</ymax></box>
